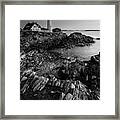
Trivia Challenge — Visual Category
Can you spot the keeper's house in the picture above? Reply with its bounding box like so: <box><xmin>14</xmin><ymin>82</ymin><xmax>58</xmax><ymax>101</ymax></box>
<box><xmin>23</xmin><ymin>22</ymin><xmax>42</xmax><ymax>31</ymax></box>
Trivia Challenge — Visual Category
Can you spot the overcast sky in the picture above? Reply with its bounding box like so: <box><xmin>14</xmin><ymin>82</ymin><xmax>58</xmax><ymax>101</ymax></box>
<box><xmin>20</xmin><ymin>20</ymin><xmax>100</xmax><ymax>30</ymax></box>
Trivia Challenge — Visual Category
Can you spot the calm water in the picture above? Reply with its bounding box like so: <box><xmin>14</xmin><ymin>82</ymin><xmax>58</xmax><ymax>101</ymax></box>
<box><xmin>61</xmin><ymin>40</ymin><xmax>100</xmax><ymax>61</ymax></box>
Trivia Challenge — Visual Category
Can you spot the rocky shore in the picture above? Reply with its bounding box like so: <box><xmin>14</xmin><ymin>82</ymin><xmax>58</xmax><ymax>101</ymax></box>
<box><xmin>20</xmin><ymin>30</ymin><xmax>95</xmax><ymax>52</ymax></box>
<box><xmin>20</xmin><ymin>30</ymin><xmax>100</xmax><ymax>100</ymax></box>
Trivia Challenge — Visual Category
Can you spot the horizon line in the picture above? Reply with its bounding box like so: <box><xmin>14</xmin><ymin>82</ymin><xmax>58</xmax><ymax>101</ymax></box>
<box><xmin>62</xmin><ymin>30</ymin><xmax>100</xmax><ymax>31</ymax></box>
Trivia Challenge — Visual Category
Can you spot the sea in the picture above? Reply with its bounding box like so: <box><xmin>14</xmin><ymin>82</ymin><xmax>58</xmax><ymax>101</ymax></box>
<box><xmin>63</xmin><ymin>30</ymin><xmax>100</xmax><ymax>38</ymax></box>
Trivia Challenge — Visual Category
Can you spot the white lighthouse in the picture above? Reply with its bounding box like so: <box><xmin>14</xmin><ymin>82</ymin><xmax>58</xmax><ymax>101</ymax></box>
<box><xmin>47</xmin><ymin>20</ymin><xmax>51</xmax><ymax>32</ymax></box>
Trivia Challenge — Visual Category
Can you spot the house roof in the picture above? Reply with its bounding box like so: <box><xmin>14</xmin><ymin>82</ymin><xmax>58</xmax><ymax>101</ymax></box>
<box><xmin>23</xmin><ymin>22</ymin><xmax>41</xmax><ymax>30</ymax></box>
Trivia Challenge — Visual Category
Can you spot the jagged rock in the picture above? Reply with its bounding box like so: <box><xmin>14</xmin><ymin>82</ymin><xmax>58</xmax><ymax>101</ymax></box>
<box><xmin>21</xmin><ymin>76</ymin><xmax>27</xmax><ymax>82</ymax></box>
<box><xmin>64</xmin><ymin>93</ymin><xmax>73</xmax><ymax>100</ymax></box>
<box><xmin>32</xmin><ymin>76</ymin><xmax>49</xmax><ymax>92</ymax></box>
<box><xmin>52</xmin><ymin>28</ymin><xmax>62</xmax><ymax>33</ymax></box>
<box><xmin>68</xmin><ymin>32</ymin><xmax>95</xmax><ymax>47</ymax></box>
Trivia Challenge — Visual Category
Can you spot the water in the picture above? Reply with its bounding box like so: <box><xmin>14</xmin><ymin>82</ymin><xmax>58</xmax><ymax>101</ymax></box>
<box><xmin>61</xmin><ymin>40</ymin><xmax>100</xmax><ymax>61</ymax></box>
<box><xmin>63</xmin><ymin>30</ymin><xmax>100</xmax><ymax>38</ymax></box>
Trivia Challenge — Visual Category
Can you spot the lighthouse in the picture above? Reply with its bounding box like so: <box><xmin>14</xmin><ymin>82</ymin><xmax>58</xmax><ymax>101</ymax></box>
<box><xmin>47</xmin><ymin>20</ymin><xmax>51</xmax><ymax>32</ymax></box>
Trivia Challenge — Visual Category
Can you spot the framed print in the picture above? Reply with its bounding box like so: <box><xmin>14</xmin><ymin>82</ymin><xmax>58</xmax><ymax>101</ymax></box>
<box><xmin>0</xmin><ymin>0</ymin><xmax>119</xmax><ymax>119</ymax></box>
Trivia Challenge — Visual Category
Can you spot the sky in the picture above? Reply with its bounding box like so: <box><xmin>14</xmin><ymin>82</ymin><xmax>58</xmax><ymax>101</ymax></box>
<box><xmin>20</xmin><ymin>20</ymin><xmax>100</xmax><ymax>30</ymax></box>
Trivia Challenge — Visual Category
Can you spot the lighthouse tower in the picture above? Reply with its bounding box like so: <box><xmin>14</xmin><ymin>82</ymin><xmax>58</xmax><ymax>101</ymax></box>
<box><xmin>47</xmin><ymin>20</ymin><xmax>51</xmax><ymax>32</ymax></box>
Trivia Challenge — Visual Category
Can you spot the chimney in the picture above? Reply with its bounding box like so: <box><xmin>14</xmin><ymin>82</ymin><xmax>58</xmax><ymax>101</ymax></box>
<box><xmin>47</xmin><ymin>20</ymin><xmax>51</xmax><ymax>32</ymax></box>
